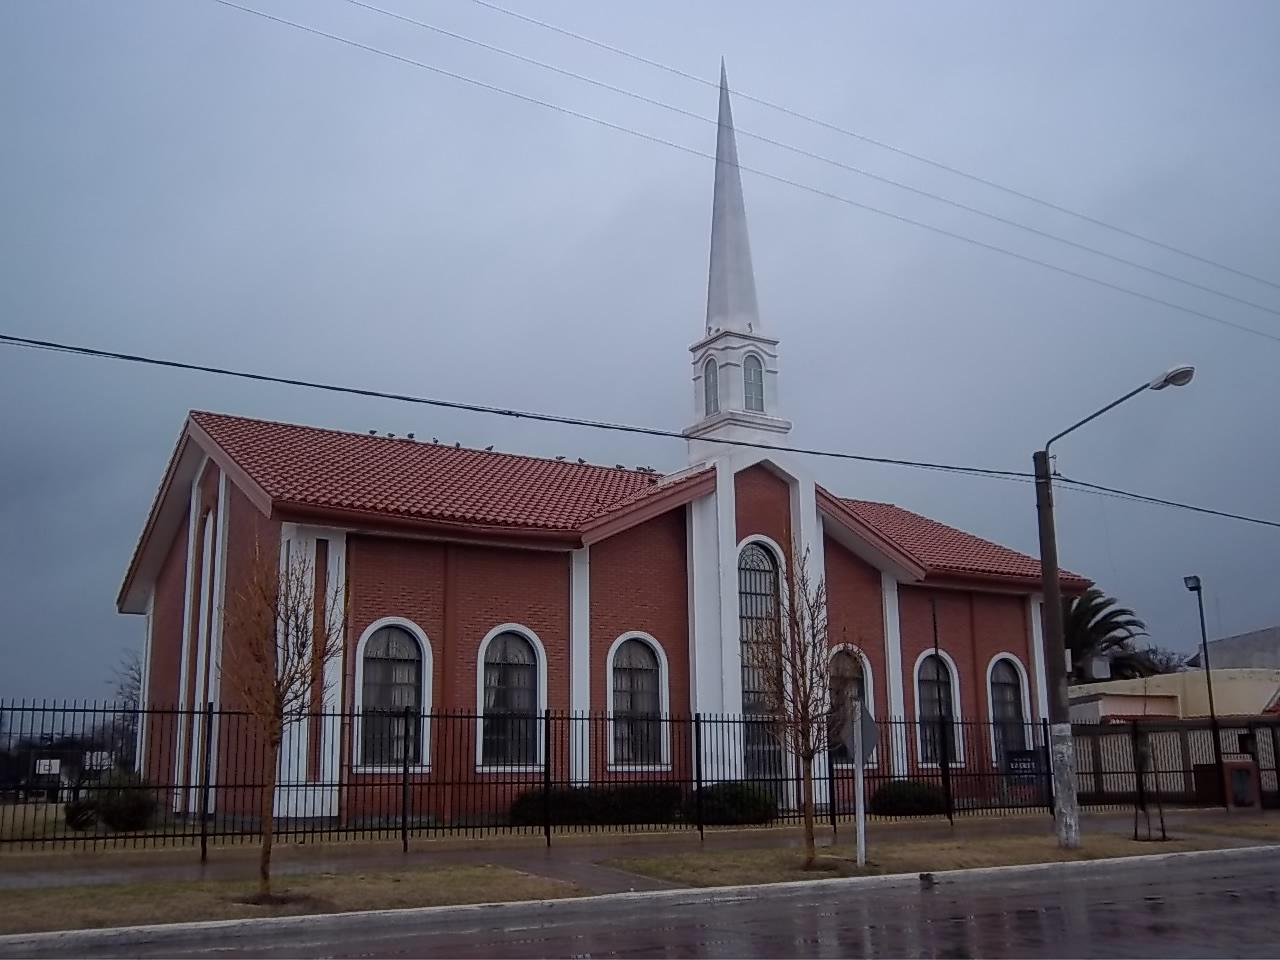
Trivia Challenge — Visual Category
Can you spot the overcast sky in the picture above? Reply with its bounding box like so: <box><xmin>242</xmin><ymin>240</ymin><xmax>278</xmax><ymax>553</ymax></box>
<box><xmin>2</xmin><ymin>1</ymin><xmax>1277</xmax><ymax>700</ymax></box>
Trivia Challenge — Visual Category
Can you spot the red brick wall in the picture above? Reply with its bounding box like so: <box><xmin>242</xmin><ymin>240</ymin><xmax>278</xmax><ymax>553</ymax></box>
<box><xmin>734</xmin><ymin>464</ymin><xmax>792</xmax><ymax>559</ymax></box>
<box><xmin>588</xmin><ymin>508</ymin><xmax>691</xmax><ymax>781</ymax></box>
<box><xmin>141</xmin><ymin>503</ymin><xmax>189</xmax><ymax>786</ymax></box>
<box><xmin>822</xmin><ymin>535</ymin><xmax>888</xmax><ymax>719</ymax></box>
<box><xmin>589</xmin><ymin>509</ymin><xmax>690</xmax><ymax>717</ymax></box>
<box><xmin>213</xmin><ymin>480</ymin><xmax>280</xmax><ymax>816</ymax></box>
<box><xmin>897</xmin><ymin>583</ymin><xmax>1038</xmax><ymax>771</ymax></box>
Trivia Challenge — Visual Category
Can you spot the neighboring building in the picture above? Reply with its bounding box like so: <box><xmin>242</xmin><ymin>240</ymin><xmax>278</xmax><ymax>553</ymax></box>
<box><xmin>1069</xmin><ymin>669</ymin><xmax>1280</xmax><ymax>722</ymax></box>
<box><xmin>118</xmin><ymin>67</ymin><xmax>1088</xmax><ymax>819</ymax></box>
<box><xmin>1188</xmin><ymin>626</ymin><xmax>1280</xmax><ymax>670</ymax></box>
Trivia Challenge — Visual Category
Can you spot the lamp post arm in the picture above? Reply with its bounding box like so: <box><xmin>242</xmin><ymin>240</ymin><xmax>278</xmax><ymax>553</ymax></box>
<box><xmin>1045</xmin><ymin>383</ymin><xmax>1149</xmax><ymax>452</ymax></box>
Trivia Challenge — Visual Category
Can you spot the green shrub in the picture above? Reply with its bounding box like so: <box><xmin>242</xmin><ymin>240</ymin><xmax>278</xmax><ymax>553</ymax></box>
<box><xmin>95</xmin><ymin>770</ymin><xmax>158</xmax><ymax>832</ymax></box>
<box><xmin>510</xmin><ymin>784</ymin><xmax>684</xmax><ymax>826</ymax></box>
<box><xmin>868</xmin><ymin>779</ymin><xmax>948</xmax><ymax>817</ymax></box>
<box><xmin>63</xmin><ymin>797</ymin><xmax>97</xmax><ymax>831</ymax></box>
<box><xmin>683</xmin><ymin>781</ymin><xmax>776</xmax><ymax>825</ymax></box>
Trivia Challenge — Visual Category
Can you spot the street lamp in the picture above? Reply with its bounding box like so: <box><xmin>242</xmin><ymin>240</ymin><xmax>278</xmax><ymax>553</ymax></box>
<box><xmin>1184</xmin><ymin>575</ymin><xmax>1226</xmax><ymax>805</ymax></box>
<box><xmin>1033</xmin><ymin>364</ymin><xmax>1195</xmax><ymax>849</ymax></box>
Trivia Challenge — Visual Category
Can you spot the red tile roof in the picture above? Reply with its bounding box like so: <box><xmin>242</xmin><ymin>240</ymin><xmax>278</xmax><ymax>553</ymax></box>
<box><xmin>182</xmin><ymin>411</ymin><xmax>1082</xmax><ymax>589</ymax></box>
<box><xmin>839</xmin><ymin>498</ymin><xmax>1089</xmax><ymax>587</ymax></box>
<box><xmin>190</xmin><ymin>411</ymin><xmax>659</xmax><ymax>532</ymax></box>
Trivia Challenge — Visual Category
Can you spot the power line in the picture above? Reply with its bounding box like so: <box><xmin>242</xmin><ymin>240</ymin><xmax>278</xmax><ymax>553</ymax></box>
<box><xmin>457</xmin><ymin>0</ymin><xmax>1280</xmax><ymax>294</ymax></box>
<box><xmin>3</xmin><ymin>331</ymin><xmax>1277</xmax><ymax>532</ymax></box>
<box><xmin>208</xmin><ymin>0</ymin><xmax>1280</xmax><ymax>346</ymax></box>
<box><xmin>1055</xmin><ymin>475</ymin><xmax>1280</xmax><ymax>531</ymax></box>
<box><xmin>0</xmin><ymin>332</ymin><xmax>1025</xmax><ymax>478</ymax></box>
<box><xmin>344</xmin><ymin>0</ymin><xmax>1280</xmax><ymax>321</ymax></box>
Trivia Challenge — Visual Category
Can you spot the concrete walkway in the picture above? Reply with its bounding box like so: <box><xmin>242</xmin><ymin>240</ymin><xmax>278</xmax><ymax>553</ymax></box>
<box><xmin>0</xmin><ymin>808</ymin><xmax>1263</xmax><ymax>896</ymax></box>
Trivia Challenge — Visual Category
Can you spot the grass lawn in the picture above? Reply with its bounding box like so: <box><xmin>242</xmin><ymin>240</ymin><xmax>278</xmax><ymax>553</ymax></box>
<box><xmin>1177</xmin><ymin>813</ymin><xmax>1280</xmax><ymax>842</ymax></box>
<box><xmin>0</xmin><ymin>865</ymin><xmax>579</xmax><ymax>935</ymax></box>
<box><xmin>0</xmin><ymin>803</ymin><xmax>61</xmax><ymax>841</ymax></box>
<box><xmin>608</xmin><ymin>831</ymin><xmax>1231</xmax><ymax>888</ymax></box>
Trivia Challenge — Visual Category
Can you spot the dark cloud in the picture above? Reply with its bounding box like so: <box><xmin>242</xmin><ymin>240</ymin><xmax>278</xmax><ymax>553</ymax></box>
<box><xmin>1</xmin><ymin>0</ymin><xmax>1277</xmax><ymax>697</ymax></box>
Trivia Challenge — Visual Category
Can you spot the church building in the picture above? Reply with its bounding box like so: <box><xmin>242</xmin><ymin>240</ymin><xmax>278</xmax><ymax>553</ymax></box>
<box><xmin>119</xmin><ymin>65</ymin><xmax>1088</xmax><ymax>817</ymax></box>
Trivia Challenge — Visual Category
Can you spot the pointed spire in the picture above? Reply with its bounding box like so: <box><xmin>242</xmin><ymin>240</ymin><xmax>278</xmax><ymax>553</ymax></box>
<box><xmin>705</xmin><ymin>59</ymin><xmax>760</xmax><ymax>336</ymax></box>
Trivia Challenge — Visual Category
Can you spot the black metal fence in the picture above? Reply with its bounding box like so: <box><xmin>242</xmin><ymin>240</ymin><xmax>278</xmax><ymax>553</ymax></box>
<box><xmin>1</xmin><ymin>700</ymin><xmax>1275</xmax><ymax>855</ymax></box>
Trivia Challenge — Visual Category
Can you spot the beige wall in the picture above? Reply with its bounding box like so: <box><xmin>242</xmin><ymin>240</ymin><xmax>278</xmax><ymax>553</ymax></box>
<box><xmin>1070</xmin><ymin>669</ymin><xmax>1280</xmax><ymax>719</ymax></box>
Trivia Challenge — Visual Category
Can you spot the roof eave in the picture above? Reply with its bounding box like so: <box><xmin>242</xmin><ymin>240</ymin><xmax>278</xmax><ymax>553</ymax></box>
<box><xmin>816</xmin><ymin>487</ymin><xmax>928</xmax><ymax>581</ymax></box>
<box><xmin>275</xmin><ymin>502</ymin><xmax>584</xmax><ymax>550</ymax></box>
<box><xmin>579</xmin><ymin>469</ymin><xmax>716</xmax><ymax>545</ymax></box>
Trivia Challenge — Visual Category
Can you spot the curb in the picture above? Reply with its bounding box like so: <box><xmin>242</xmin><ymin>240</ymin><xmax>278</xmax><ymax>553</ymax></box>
<box><xmin>1</xmin><ymin>843</ymin><xmax>1276</xmax><ymax>955</ymax></box>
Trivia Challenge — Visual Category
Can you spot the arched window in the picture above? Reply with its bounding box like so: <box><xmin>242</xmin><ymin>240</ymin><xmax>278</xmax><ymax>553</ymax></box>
<box><xmin>828</xmin><ymin>649</ymin><xmax>865</xmax><ymax>764</ymax></box>
<box><xmin>361</xmin><ymin>625</ymin><xmax>423</xmax><ymax>765</ymax></box>
<box><xmin>918</xmin><ymin>653</ymin><xmax>957</xmax><ymax>764</ymax></box>
<box><xmin>611</xmin><ymin>637</ymin><xmax>662</xmax><ymax>765</ymax></box>
<box><xmin>743</xmin><ymin>355</ymin><xmax>765</xmax><ymax>412</ymax></box>
<box><xmin>703</xmin><ymin>358</ymin><xmax>720</xmax><ymax>416</ymax></box>
<box><xmin>739</xmin><ymin>543</ymin><xmax>779</xmax><ymax>717</ymax></box>
<box><xmin>481</xmin><ymin>631</ymin><xmax>539</xmax><ymax>766</ymax></box>
<box><xmin>990</xmin><ymin>658</ymin><xmax>1027</xmax><ymax>762</ymax></box>
<box><xmin>739</xmin><ymin>541</ymin><xmax>783</xmax><ymax>784</ymax></box>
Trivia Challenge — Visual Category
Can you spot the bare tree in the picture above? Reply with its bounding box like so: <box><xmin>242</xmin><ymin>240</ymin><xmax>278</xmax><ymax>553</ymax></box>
<box><xmin>221</xmin><ymin>535</ymin><xmax>344</xmax><ymax>900</ymax></box>
<box><xmin>111</xmin><ymin>649</ymin><xmax>143</xmax><ymax>707</ymax></box>
<box><xmin>82</xmin><ymin>648</ymin><xmax>147</xmax><ymax>772</ymax></box>
<box><xmin>740</xmin><ymin>547</ymin><xmax>835</xmax><ymax>869</ymax></box>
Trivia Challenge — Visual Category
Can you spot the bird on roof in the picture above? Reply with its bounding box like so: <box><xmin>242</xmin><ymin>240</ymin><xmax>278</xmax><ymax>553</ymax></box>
<box><xmin>407</xmin><ymin>433</ymin><xmax>415</xmax><ymax>440</ymax></box>
<box><xmin>485</xmin><ymin>445</ymin><xmax>494</xmax><ymax>451</ymax></box>
<box><xmin>432</xmin><ymin>437</ymin><xmax>438</xmax><ymax>444</ymax></box>
<box><xmin>555</xmin><ymin>456</ymin><xmax>565</xmax><ymax>461</ymax></box>
<box><xmin>454</xmin><ymin>442</ymin><xmax>461</xmax><ymax>448</ymax></box>
<box><xmin>368</xmin><ymin>429</ymin><xmax>377</xmax><ymax>435</ymax></box>
<box><xmin>577</xmin><ymin>458</ymin><xmax>586</xmax><ymax>464</ymax></box>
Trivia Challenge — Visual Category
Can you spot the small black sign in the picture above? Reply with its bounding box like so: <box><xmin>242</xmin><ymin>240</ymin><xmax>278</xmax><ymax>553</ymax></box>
<box><xmin>1004</xmin><ymin>750</ymin><xmax>1041</xmax><ymax>779</ymax></box>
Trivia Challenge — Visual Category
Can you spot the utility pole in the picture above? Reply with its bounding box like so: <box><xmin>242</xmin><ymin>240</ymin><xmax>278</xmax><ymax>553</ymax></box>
<box><xmin>1032</xmin><ymin>364</ymin><xmax>1195</xmax><ymax>849</ymax></box>
<box><xmin>1033</xmin><ymin>449</ymin><xmax>1079</xmax><ymax>848</ymax></box>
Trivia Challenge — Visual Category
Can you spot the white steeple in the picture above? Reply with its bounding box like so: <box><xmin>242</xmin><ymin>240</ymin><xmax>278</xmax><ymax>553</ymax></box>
<box><xmin>685</xmin><ymin>61</ymin><xmax>791</xmax><ymax>464</ymax></box>
<box><xmin>705</xmin><ymin>59</ymin><xmax>760</xmax><ymax>337</ymax></box>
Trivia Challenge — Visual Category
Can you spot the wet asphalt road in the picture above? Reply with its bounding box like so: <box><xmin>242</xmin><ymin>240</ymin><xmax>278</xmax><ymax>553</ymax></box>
<box><xmin>8</xmin><ymin>847</ymin><xmax>1278</xmax><ymax>958</ymax></box>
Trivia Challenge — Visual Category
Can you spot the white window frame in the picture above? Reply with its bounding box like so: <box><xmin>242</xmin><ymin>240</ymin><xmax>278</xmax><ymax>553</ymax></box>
<box><xmin>743</xmin><ymin>352</ymin><xmax>765</xmax><ymax>412</ymax></box>
<box><xmin>353</xmin><ymin>617</ymin><xmax>433</xmax><ymax>772</ymax></box>
<box><xmin>828</xmin><ymin>643</ymin><xmax>877</xmax><ymax>768</ymax></box>
<box><xmin>605</xmin><ymin>631</ymin><xmax>672</xmax><ymax>771</ymax></box>
<box><xmin>913</xmin><ymin>647</ymin><xmax>965</xmax><ymax>766</ymax></box>
<box><xmin>475</xmin><ymin>623</ymin><xmax>548</xmax><ymax>773</ymax></box>
<box><xmin>703</xmin><ymin>357</ymin><xmax>720</xmax><ymax>415</ymax></box>
<box><xmin>985</xmin><ymin>653</ymin><xmax>1033</xmax><ymax>767</ymax></box>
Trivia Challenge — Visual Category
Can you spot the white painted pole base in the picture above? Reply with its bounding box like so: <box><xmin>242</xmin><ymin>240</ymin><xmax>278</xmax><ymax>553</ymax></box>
<box><xmin>1050</xmin><ymin>722</ymin><xmax>1080</xmax><ymax>849</ymax></box>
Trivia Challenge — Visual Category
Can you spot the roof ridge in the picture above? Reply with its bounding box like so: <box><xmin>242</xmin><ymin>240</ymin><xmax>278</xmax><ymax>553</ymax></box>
<box><xmin>189</xmin><ymin>409</ymin><xmax>658</xmax><ymax>480</ymax></box>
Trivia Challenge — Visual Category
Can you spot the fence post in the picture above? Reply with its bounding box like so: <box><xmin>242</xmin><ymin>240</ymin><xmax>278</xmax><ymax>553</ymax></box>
<box><xmin>401</xmin><ymin>705</ymin><xmax>411</xmax><ymax>854</ymax></box>
<box><xmin>1041</xmin><ymin>718</ymin><xmax>1054</xmax><ymax>817</ymax></box>
<box><xmin>199</xmin><ymin>700</ymin><xmax>214</xmax><ymax>864</ymax></box>
<box><xmin>939</xmin><ymin>716</ymin><xmax>954</xmax><ymax>825</ymax></box>
<box><xmin>827</xmin><ymin>745</ymin><xmax>837</xmax><ymax>838</ymax></box>
<box><xmin>543</xmin><ymin>710</ymin><xmax>552</xmax><ymax>848</ymax></box>
<box><xmin>694</xmin><ymin>713</ymin><xmax>705</xmax><ymax>841</ymax></box>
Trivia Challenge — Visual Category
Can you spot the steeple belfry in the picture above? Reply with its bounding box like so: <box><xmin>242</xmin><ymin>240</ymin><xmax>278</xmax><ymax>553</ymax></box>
<box><xmin>684</xmin><ymin>61</ymin><xmax>791</xmax><ymax>464</ymax></box>
<box><xmin>706</xmin><ymin>60</ymin><xmax>760</xmax><ymax>337</ymax></box>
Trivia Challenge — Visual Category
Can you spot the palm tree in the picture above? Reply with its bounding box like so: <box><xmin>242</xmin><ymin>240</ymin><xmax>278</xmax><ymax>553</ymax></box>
<box><xmin>1062</xmin><ymin>588</ymin><xmax>1147</xmax><ymax>681</ymax></box>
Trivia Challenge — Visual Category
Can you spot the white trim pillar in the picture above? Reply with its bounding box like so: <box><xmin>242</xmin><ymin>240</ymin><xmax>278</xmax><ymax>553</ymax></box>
<box><xmin>569</xmin><ymin>547</ymin><xmax>591</xmax><ymax>783</ymax></box>
<box><xmin>881</xmin><ymin>573</ymin><xmax>908</xmax><ymax>776</ymax></box>
<box><xmin>1027</xmin><ymin>593</ymin><xmax>1050</xmax><ymax>722</ymax></box>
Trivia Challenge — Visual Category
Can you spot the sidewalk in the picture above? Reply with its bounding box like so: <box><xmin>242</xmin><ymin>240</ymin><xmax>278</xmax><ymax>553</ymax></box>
<box><xmin>0</xmin><ymin>808</ymin><xmax>1256</xmax><ymax>896</ymax></box>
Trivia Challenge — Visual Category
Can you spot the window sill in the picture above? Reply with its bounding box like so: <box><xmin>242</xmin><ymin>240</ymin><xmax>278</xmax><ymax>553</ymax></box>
<box><xmin>352</xmin><ymin>765</ymin><xmax>431</xmax><ymax>775</ymax></box>
<box><xmin>606</xmin><ymin>764</ymin><xmax>672</xmax><ymax>773</ymax></box>
<box><xmin>475</xmin><ymin>765</ymin><xmax>545</xmax><ymax>774</ymax></box>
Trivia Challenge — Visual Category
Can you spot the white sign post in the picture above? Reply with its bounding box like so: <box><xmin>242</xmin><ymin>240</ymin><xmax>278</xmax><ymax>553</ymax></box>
<box><xmin>853</xmin><ymin>703</ymin><xmax>866</xmax><ymax>867</ymax></box>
